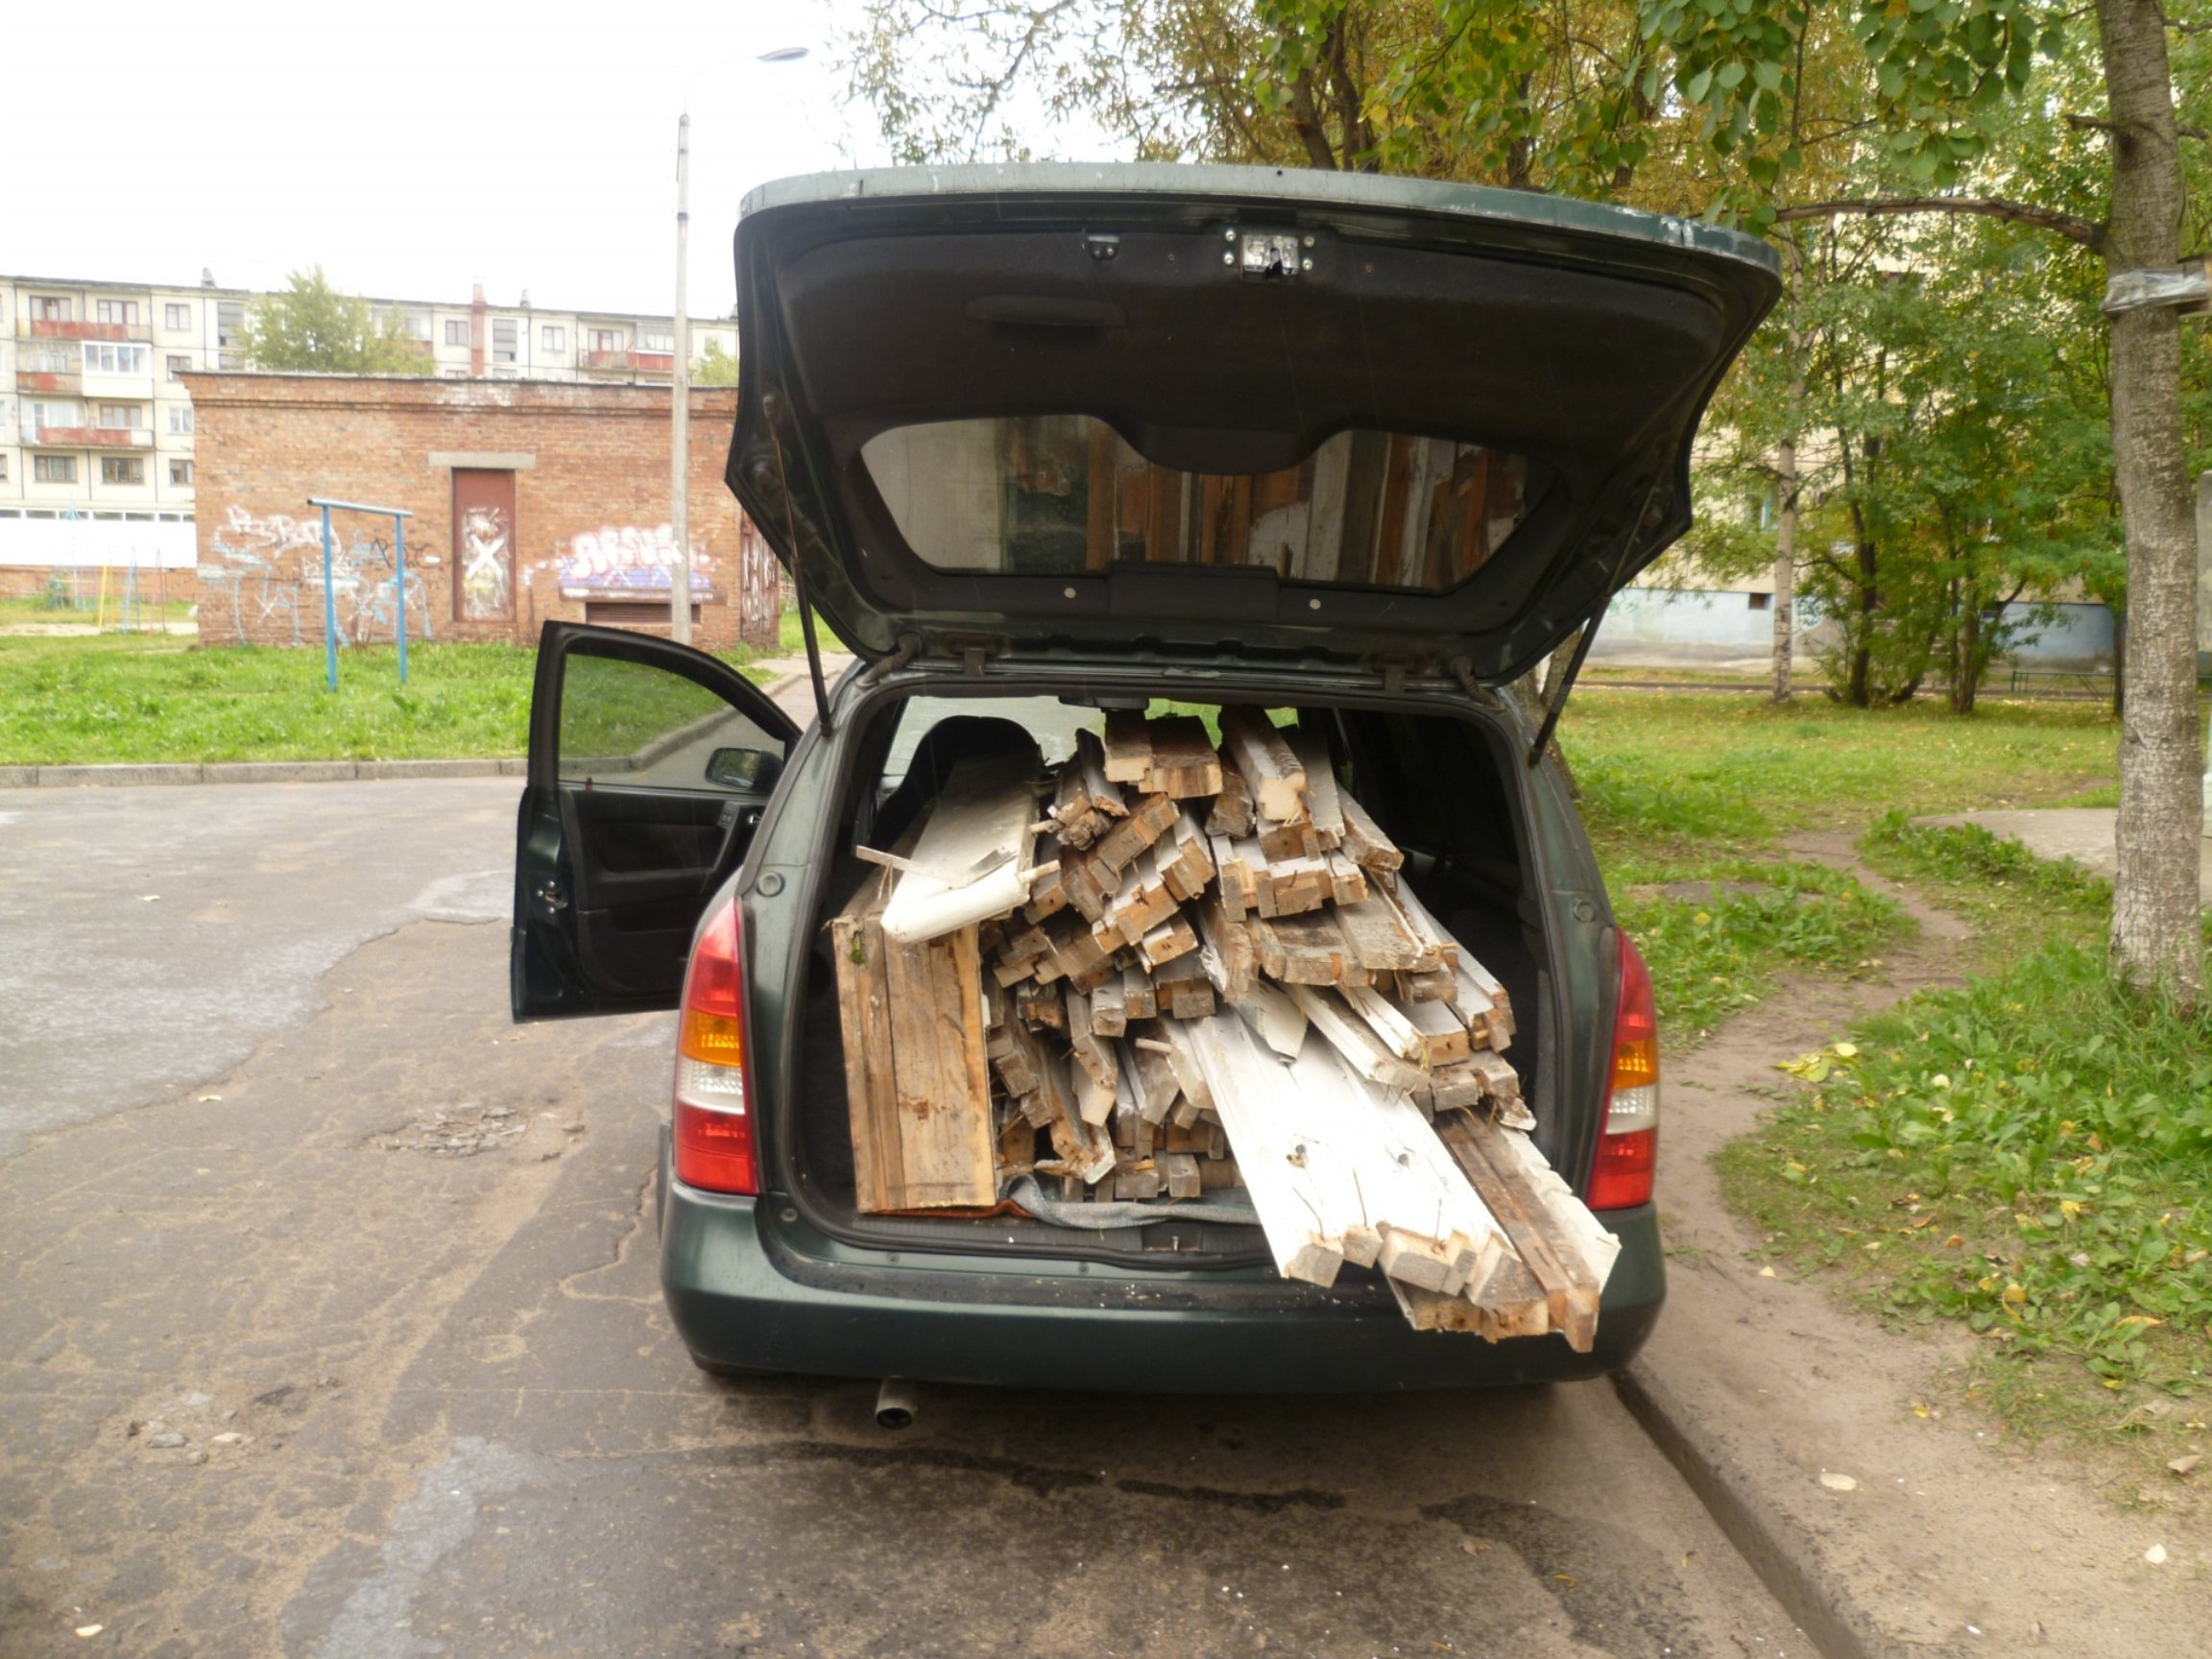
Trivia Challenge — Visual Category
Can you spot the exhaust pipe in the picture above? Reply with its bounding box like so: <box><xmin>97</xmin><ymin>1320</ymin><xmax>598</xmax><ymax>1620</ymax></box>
<box><xmin>874</xmin><ymin>1377</ymin><xmax>918</xmax><ymax>1430</ymax></box>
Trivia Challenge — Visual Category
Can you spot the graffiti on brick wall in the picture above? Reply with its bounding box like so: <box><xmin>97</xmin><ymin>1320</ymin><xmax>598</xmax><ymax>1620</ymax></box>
<box><xmin>457</xmin><ymin>505</ymin><xmax>513</xmax><ymax>621</ymax></box>
<box><xmin>554</xmin><ymin>523</ymin><xmax>710</xmax><ymax>595</ymax></box>
<box><xmin>200</xmin><ymin>507</ymin><xmax>432</xmax><ymax>647</ymax></box>
<box><xmin>736</xmin><ymin>526</ymin><xmax>780</xmax><ymax>641</ymax></box>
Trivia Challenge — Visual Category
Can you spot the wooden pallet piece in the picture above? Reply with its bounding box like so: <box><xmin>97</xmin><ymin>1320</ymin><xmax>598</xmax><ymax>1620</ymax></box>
<box><xmin>1217</xmin><ymin>706</ymin><xmax>1308</xmax><ymax>822</ymax></box>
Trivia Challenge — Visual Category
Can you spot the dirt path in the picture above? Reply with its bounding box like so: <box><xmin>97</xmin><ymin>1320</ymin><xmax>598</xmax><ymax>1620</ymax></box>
<box><xmin>1628</xmin><ymin>832</ymin><xmax>2210</xmax><ymax>1655</ymax></box>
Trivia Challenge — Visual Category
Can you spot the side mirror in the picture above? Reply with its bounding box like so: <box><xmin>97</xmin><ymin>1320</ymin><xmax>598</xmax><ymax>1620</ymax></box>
<box><xmin>706</xmin><ymin>746</ymin><xmax>782</xmax><ymax>793</ymax></box>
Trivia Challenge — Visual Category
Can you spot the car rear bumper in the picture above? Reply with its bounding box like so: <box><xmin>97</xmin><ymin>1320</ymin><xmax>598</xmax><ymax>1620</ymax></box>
<box><xmin>658</xmin><ymin>1133</ymin><xmax>1666</xmax><ymax>1392</ymax></box>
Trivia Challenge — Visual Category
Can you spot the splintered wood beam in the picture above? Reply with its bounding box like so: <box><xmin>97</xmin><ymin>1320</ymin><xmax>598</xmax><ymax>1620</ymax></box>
<box><xmin>1041</xmin><ymin>1046</ymin><xmax>1117</xmax><ymax>1185</ymax></box>
<box><xmin>1332</xmin><ymin>894</ymin><xmax>1434</xmax><ymax>974</ymax></box>
<box><xmin>1142</xmin><ymin>715</ymin><xmax>1225</xmax><ymax>798</ymax></box>
<box><xmin>1101</xmin><ymin>709</ymin><xmax>1154</xmax><ymax>785</ymax></box>
<box><xmin>1338</xmin><ymin>793</ymin><xmax>1405</xmax><ymax>874</ymax></box>
<box><xmin>1160</xmin><ymin>1151</ymin><xmax>1202</xmax><ymax>1199</ymax></box>
<box><xmin>1193</xmin><ymin>890</ymin><xmax>1257</xmax><ymax>1002</ymax></box>
<box><xmin>1090</xmin><ymin>790</ymin><xmax>1178</xmax><ymax>876</ymax></box>
<box><xmin>1256</xmin><ymin>812</ymin><xmax>1321</xmax><ymax>863</ymax></box>
<box><xmin>1434</xmin><ymin>1112</ymin><xmax>1600</xmax><ymax>1352</ymax></box>
<box><xmin>1336</xmin><ymin>979</ymin><xmax>1427</xmax><ymax>1063</ymax></box>
<box><xmin>1120</xmin><ymin>963</ymin><xmax>1158</xmax><ymax>1021</ymax></box>
<box><xmin>1205</xmin><ymin>764</ymin><xmax>1254</xmax><ymax>838</ymax></box>
<box><xmin>1389</xmin><ymin>879</ymin><xmax>1512</xmax><ymax>1041</ymax></box>
<box><xmin>1403</xmin><ymin>996</ymin><xmax>1473</xmax><ymax>1068</ymax></box>
<box><xmin>1286</xmin><ymin>725</ymin><xmax>1345</xmax><ymax>848</ymax></box>
<box><xmin>1124</xmin><ymin>1029</ymin><xmax>1181</xmax><ymax>1123</ymax></box>
<box><xmin>1182</xmin><ymin>1014</ymin><xmax>1344</xmax><ymax>1286</ymax></box>
<box><xmin>1293</xmin><ymin>985</ymin><xmax>1428</xmax><ymax>1094</ymax></box>
<box><xmin>1217</xmin><ymin>706</ymin><xmax>1309</xmax><ymax>822</ymax></box>
<box><xmin>1252</xmin><ymin>908</ymin><xmax>1362</xmax><ymax>987</ymax></box>
<box><xmin>1152</xmin><ymin>950</ymin><xmax>1215</xmax><ymax>1020</ymax></box>
<box><xmin>1139</xmin><ymin>912</ymin><xmax>1199</xmax><ymax>970</ymax></box>
<box><xmin>1089</xmin><ymin>974</ymin><xmax>1127</xmax><ymax>1037</ymax></box>
<box><xmin>1212</xmin><ymin>835</ymin><xmax>1258</xmax><ymax>918</ymax></box>
<box><xmin>1073</xmin><ymin>728</ymin><xmax>1128</xmax><ymax>816</ymax></box>
<box><xmin>1234</xmin><ymin>978</ymin><xmax>1308</xmax><ymax>1059</ymax></box>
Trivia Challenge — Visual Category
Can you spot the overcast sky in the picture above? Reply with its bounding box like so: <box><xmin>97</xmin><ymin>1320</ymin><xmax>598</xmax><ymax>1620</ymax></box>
<box><xmin>12</xmin><ymin>0</ymin><xmax>1101</xmax><ymax>319</ymax></box>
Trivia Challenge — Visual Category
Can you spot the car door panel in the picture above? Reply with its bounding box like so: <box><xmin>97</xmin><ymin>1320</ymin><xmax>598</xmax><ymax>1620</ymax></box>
<box><xmin>512</xmin><ymin>621</ymin><xmax>799</xmax><ymax>1021</ymax></box>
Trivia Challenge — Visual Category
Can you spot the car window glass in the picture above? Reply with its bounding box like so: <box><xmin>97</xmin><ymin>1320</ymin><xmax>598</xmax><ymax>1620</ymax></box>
<box><xmin>559</xmin><ymin>652</ymin><xmax>784</xmax><ymax>789</ymax></box>
<box><xmin>879</xmin><ymin>695</ymin><xmax>1097</xmax><ymax>793</ymax></box>
<box><xmin>860</xmin><ymin>416</ymin><xmax>1550</xmax><ymax>593</ymax></box>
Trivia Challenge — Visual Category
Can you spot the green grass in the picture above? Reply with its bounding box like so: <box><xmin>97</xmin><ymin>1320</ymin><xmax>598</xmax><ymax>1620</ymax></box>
<box><xmin>1718</xmin><ymin>817</ymin><xmax>2212</xmax><ymax>1456</ymax></box>
<box><xmin>0</xmin><ymin>631</ymin><xmax>770</xmax><ymax>765</ymax></box>
<box><xmin>0</xmin><ymin>595</ymin><xmax>197</xmax><ymax>629</ymax></box>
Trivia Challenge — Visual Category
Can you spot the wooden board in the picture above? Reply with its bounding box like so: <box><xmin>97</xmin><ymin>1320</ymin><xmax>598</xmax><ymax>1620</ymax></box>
<box><xmin>1217</xmin><ymin>706</ymin><xmax>1308</xmax><ymax>822</ymax></box>
<box><xmin>1100</xmin><ymin>709</ymin><xmax>1153</xmax><ymax>784</ymax></box>
<box><xmin>1434</xmin><ymin>1113</ymin><xmax>1600</xmax><ymax>1351</ymax></box>
<box><xmin>1142</xmin><ymin>715</ymin><xmax>1225</xmax><ymax>798</ymax></box>
<box><xmin>1205</xmin><ymin>765</ymin><xmax>1254</xmax><ymax>838</ymax></box>
<box><xmin>1286</xmin><ymin>725</ymin><xmax>1345</xmax><ymax>849</ymax></box>
<box><xmin>1338</xmin><ymin>793</ymin><xmax>1405</xmax><ymax>874</ymax></box>
<box><xmin>878</xmin><ymin>752</ymin><xmax>1042</xmax><ymax>945</ymax></box>
<box><xmin>838</xmin><ymin>898</ymin><xmax>998</xmax><ymax>1209</ymax></box>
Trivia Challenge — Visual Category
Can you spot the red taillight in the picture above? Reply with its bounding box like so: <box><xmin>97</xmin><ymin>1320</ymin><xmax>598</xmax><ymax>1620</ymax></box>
<box><xmin>1588</xmin><ymin>930</ymin><xmax>1660</xmax><ymax>1210</ymax></box>
<box><xmin>672</xmin><ymin>899</ymin><xmax>758</xmax><ymax>1195</ymax></box>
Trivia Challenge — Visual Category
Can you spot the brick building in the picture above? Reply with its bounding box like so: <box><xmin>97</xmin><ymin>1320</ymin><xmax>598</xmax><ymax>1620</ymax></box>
<box><xmin>181</xmin><ymin>373</ymin><xmax>779</xmax><ymax>653</ymax></box>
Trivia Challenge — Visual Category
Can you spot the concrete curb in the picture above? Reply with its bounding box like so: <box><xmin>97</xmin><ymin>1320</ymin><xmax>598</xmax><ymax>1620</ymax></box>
<box><xmin>0</xmin><ymin>757</ymin><xmax>525</xmax><ymax>789</ymax></box>
<box><xmin>1614</xmin><ymin>1361</ymin><xmax>1918</xmax><ymax>1659</ymax></box>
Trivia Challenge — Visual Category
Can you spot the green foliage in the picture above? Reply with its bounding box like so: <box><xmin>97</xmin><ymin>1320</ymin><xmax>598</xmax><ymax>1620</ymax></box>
<box><xmin>239</xmin><ymin>267</ymin><xmax>432</xmax><ymax>375</ymax></box>
<box><xmin>1614</xmin><ymin>859</ymin><xmax>1907</xmax><ymax>1040</ymax></box>
<box><xmin>694</xmin><ymin>339</ymin><xmax>740</xmax><ymax>387</ymax></box>
<box><xmin>1723</xmin><ymin>824</ymin><xmax>2212</xmax><ymax>1412</ymax></box>
<box><xmin>0</xmin><ymin>635</ymin><xmax>767</xmax><ymax>765</ymax></box>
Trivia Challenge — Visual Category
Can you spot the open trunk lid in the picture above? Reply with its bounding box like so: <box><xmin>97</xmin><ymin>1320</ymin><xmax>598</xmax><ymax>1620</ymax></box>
<box><xmin>727</xmin><ymin>163</ymin><xmax>1779</xmax><ymax>682</ymax></box>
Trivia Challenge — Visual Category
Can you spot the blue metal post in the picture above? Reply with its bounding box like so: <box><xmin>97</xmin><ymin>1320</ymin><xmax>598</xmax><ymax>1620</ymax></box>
<box><xmin>320</xmin><ymin>503</ymin><xmax>339</xmax><ymax>691</ymax></box>
<box><xmin>393</xmin><ymin>514</ymin><xmax>409</xmax><ymax>684</ymax></box>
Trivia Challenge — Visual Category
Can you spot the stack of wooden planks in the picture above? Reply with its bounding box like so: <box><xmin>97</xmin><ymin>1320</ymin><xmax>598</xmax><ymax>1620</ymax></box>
<box><xmin>830</xmin><ymin>708</ymin><xmax>1620</xmax><ymax>1346</ymax></box>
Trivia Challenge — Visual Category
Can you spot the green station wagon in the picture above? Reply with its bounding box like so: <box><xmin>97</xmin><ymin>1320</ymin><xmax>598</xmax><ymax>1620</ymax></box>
<box><xmin>510</xmin><ymin>164</ymin><xmax>1778</xmax><ymax>1392</ymax></box>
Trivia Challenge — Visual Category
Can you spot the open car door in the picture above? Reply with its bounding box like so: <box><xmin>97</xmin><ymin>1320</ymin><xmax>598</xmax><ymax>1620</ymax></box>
<box><xmin>512</xmin><ymin>620</ymin><xmax>799</xmax><ymax>1021</ymax></box>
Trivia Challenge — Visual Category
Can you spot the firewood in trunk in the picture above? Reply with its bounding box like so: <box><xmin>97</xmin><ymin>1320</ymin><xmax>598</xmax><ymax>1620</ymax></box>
<box><xmin>1120</xmin><ymin>962</ymin><xmax>1158</xmax><ymax>1021</ymax></box>
<box><xmin>1218</xmin><ymin>706</ymin><xmax>1309</xmax><ymax>822</ymax></box>
<box><xmin>1100</xmin><ymin>709</ymin><xmax>1153</xmax><ymax>784</ymax></box>
<box><xmin>1286</xmin><ymin>725</ymin><xmax>1345</xmax><ymax>850</ymax></box>
<box><xmin>1338</xmin><ymin>794</ymin><xmax>1404</xmax><ymax>874</ymax></box>
<box><xmin>1140</xmin><ymin>714</ymin><xmax>1225</xmax><ymax>798</ymax></box>
<box><xmin>1152</xmin><ymin>950</ymin><xmax>1215</xmax><ymax>1020</ymax></box>
<box><xmin>1205</xmin><ymin>764</ymin><xmax>1254</xmax><ymax>838</ymax></box>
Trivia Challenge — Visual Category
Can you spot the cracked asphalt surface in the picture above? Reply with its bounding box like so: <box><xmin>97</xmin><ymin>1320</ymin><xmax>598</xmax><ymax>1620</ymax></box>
<box><xmin>2</xmin><ymin>778</ymin><xmax>1806</xmax><ymax>1657</ymax></box>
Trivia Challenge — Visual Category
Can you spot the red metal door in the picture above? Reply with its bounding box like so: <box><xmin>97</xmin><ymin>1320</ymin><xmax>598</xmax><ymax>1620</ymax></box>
<box><xmin>452</xmin><ymin>469</ymin><xmax>516</xmax><ymax>622</ymax></box>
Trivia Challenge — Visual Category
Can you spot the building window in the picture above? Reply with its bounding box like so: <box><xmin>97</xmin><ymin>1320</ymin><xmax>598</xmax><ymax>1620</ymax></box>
<box><xmin>31</xmin><ymin>296</ymin><xmax>72</xmax><ymax>322</ymax></box>
<box><xmin>170</xmin><ymin>460</ymin><xmax>194</xmax><ymax>486</ymax></box>
<box><xmin>96</xmin><ymin>299</ymin><xmax>143</xmax><ymax>326</ymax></box>
<box><xmin>102</xmin><ymin>456</ymin><xmax>147</xmax><ymax>485</ymax></box>
<box><xmin>165</xmin><ymin>301</ymin><xmax>190</xmax><ymax>329</ymax></box>
<box><xmin>216</xmin><ymin>301</ymin><xmax>245</xmax><ymax>349</ymax></box>
<box><xmin>83</xmin><ymin>343</ymin><xmax>151</xmax><ymax>374</ymax></box>
<box><xmin>0</xmin><ymin>456</ymin><xmax>8</xmax><ymax>482</ymax></box>
<box><xmin>167</xmin><ymin>405</ymin><xmax>193</xmax><ymax>434</ymax></box>
<box><xmin>588</xmin><ymin>327</ymin><xmax>622</xmax><ymax>353</ymax></box>
<box><xmin>493</xmin><ymin>317</ymin><xmax>518</xmax><ymax>364</ymax></box>
<box><xmin>1748</xmin><ymin>591</ymin><xmax>1772</xmax><ymax>611</ymax></box>
<box><xmin>97</xmin><ymin>403</ymin><xmax>142</xmax><ymax>430</ymax></box>
<box><xmin>27</xmin><ymin>399</ymin><xmax>81</xmax><ymax>431</ymax></box>
<box><xmin>445</xmin><ymin>319</ymin><xmax>470</xmax><ymax>346</ymax></box>
<box><xmin>167</xmin><ymin>354</ymin><xmax>191</xmax><ymax>380</ymax></box>
<box><xmin>402</xmin><ymin>309</ymin><xmax>432</xmax><ymax>341</ymax></box>
<box><xmin>637</xmin><ymin>327</ymin><xmax>673</xmax><ymax>353</ymax></box>
<box><xmin>34</xmin><ymin>455</ymin><xmax>78</xmax><ymax>484</ymax></box>
<box><xmin>541</xmin><ymin>324</ymin><xmax>565</xmax><ymax>352</ymax></box>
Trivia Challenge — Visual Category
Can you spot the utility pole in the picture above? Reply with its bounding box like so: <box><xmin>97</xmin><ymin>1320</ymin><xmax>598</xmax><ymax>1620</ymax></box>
<box><xmin>669</xmin><ymin>110</ymin><xmax>693</xmax><ymax>644</ymax></box>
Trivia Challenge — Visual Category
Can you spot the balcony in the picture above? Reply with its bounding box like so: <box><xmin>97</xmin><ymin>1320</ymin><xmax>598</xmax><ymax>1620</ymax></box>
<box><xmin>23</xmin><ymin>424</ymin><xmax>154</xmax><ymax>449</ymax></box>
<box><xmin>25</xmin><ymin>319</ymin><xmax>136</xmax><ymax>343</ymax></box>
<box><xmin>15</xmin><ymin>371</ymin><xmax>83</xmax><ymax>395</ymax></box>
<box><xmin>581</xmin><ymin>349</ymin><xmax>673</xmax><ymax>376</ymax></box>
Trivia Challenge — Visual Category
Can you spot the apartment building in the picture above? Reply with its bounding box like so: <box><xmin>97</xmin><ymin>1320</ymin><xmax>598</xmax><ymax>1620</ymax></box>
<box><xmin>0</xmin><ymin>272</ymin><xmax>738</xmax><ymax>590</ymax></box>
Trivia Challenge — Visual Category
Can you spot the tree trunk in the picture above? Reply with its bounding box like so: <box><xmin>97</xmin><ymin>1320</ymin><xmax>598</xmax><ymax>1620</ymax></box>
<box><xmin>2095</xmin><ymin>0</ymin><xmax>2202</xmax><ymax>1002</ymax></box>
<box><xmin>1951</xmin><ymin>580</ymin><xmax>1980</xmax><ymax>716</ymax></box>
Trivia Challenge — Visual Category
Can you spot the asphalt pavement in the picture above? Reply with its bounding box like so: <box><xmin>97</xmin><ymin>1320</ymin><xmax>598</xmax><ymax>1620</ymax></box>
<box><xmin>0</xmin><ymin>773</ymin><xmax>1805</xmax><ymax>1658</ymax></box>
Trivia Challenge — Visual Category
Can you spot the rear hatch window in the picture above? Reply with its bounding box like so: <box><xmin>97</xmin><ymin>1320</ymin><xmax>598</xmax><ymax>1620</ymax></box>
<box><xmin>862</xmin><ymin>417</ymin><xmax>1551</xmax><ymax>594</ymax></box>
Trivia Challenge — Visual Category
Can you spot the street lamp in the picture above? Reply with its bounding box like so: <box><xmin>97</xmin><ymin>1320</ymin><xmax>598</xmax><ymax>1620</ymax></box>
<box><xmin>670</xmin><ymin>47</ymin><xmax>809</xmax><ymax>645</ymax></box>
